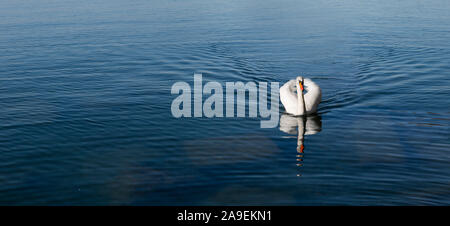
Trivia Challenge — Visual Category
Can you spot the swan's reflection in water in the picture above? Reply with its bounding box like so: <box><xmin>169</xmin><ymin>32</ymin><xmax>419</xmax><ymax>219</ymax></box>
<box><xmin>279</xmin><ymin>113</ymin><xmax>322</xmax><ymax>176</ymax></box>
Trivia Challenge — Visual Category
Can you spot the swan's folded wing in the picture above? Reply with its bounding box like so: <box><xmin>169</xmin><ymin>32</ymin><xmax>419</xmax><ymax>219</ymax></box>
<box><xmin>280</xmin><ymin>80</ymin><xmax>298</xmax><ymax>115</ymax></box>
<box><xmin>303</xmin><ymin>78</ymin><xmax>322</xmax><ymax>114</ymax></box>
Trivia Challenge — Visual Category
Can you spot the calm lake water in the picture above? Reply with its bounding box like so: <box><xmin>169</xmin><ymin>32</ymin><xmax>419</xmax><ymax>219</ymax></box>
<box><xmin>1</xmin><ymin>0</ymin><xmax>449</xmax><ymax>205</ymax></box>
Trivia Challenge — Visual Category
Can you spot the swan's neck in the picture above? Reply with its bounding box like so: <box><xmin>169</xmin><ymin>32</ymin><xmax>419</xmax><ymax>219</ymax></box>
<box><xmin>296</xmin><ymin>81</ymin><xmax>306</xmax><ymax>115</ymax></box>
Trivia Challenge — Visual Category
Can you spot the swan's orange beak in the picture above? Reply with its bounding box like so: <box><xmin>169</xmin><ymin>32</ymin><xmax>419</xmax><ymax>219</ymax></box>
<box><xmin>299</xmin><ymin>81</ymin><xmax>304</xmax><ymax>91</ymax></box>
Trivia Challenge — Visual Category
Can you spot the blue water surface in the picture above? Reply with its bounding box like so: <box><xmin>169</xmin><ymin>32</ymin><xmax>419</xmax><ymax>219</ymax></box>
<box><xmin>0</xmin><ymin>0</ymin><xmax>449</xmax><ymax>205</ymax></box>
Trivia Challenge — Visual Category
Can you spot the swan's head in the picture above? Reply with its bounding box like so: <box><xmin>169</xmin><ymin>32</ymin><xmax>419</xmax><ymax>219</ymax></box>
<box><xmin>295</xmin><ymin>76</ymin><xmax>304</xmax><ymax>91</ymax></box>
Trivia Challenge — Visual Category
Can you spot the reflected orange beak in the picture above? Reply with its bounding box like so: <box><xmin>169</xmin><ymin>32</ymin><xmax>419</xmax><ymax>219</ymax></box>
<box><xmin>299</xmin><ymin>81</ymin><xmax>304</xmax><ymax>91</ymax></box>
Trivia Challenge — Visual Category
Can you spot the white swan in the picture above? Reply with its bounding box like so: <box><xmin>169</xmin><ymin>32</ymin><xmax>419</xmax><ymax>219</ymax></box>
<box><xmin>280</xmin><ymin>76</ymin><xmax>322</xmax><ymax>115</ymax></box>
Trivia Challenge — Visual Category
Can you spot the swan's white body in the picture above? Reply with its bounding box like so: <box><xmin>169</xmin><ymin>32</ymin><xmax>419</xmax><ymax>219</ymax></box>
<box><xmin>280</xmin><ymin>76</ymin><xmax>322</xmax><ymax>116</ymax></box>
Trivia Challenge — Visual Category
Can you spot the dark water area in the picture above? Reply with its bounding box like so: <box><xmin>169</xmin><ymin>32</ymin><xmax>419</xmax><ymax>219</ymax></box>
<box><xmin>0</xmin><ymin>0</ymin><xmax>449</xmax><ymax>205</ymax></box>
